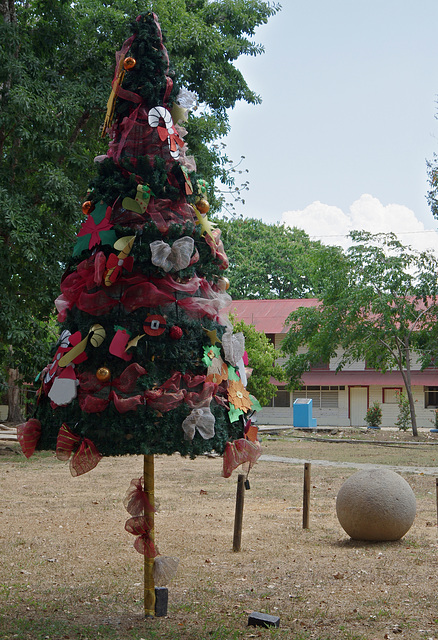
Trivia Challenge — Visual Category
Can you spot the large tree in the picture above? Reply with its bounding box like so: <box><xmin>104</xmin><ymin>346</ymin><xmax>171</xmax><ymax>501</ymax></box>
<box><xmin>218</xmin><ymin>217</ymin><xmax>345</xmax><ymax>299</ymax></box>
<box><xmin>0</xmin><ymin>0</ymin><xmax>279</xmax><ymax>416</ymax></box>
<box><xmin>281</xmin><ymin>232</ymin><xmax>438</xmax><ymax>437</ymax></box>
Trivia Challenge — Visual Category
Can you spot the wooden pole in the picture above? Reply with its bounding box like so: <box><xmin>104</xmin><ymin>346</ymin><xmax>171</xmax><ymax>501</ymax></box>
<box><xmin>303</xmin><ymin>463</ymin><xmax>311</xmax><ymax>529</ymax></box>
<box><xmin>436</xmin><ymin>478</ymin><xmax>438</xmax><ymax>529</ymax></box>
<box><xmin>144</xmin><ymin>454</ymin><xmax>155</xmax><ymax>617</ymax></box>
<box><xmin>233</xmin><ymin>473</ymin><xmax>245</xmax><ymax>552</ymax></box>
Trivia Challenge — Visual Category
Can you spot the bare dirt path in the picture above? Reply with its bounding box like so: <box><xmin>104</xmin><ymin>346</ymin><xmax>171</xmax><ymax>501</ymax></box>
<box><xmin>260</xmin><ymin>453</ymin><xmax>438</xmax><ymax>475</ymax></box>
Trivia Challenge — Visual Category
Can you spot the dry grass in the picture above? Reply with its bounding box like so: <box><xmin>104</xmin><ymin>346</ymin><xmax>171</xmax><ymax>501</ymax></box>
<box><xmin>261</xmin><ymin>428</ymin><xmax>438</xmax><ymax>468</ymax></box>
<box><xmin>1</xmin><ymin>431</ymin><xmax>438</xmax><ymax>640</ymax></box>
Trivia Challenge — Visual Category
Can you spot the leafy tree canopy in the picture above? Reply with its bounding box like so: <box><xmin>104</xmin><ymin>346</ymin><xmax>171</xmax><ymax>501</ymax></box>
<box><xmin>218</xmin><ymin>217</ymin><xmax>345</xmax><ymax>300</ymax></box>
<box><xmin>231</xmin><ymin>317</ymin><xmax>285</xmax><ymax>407</ymax></box>
<box><xmin>0</xmin><ymin>0</ymin><xmax>279</xmax><ymax>385</ymax></box>
<box><xmin>281</xmin><ymin>231</ymin><xmax>438</xmax><ymax>435</ymax></box>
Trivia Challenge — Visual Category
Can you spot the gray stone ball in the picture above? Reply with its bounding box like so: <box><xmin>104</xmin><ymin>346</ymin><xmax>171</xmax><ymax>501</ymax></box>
<box><xmin>336</xmin><ymin>469</ymin><xmax>416</xmax><ymax>541</ymax></box>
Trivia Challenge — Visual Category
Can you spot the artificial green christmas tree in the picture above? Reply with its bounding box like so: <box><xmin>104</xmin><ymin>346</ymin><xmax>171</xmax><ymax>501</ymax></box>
<box><xmin>18</xmin><ymin>12</ymin><xmax>260</xmax><ymax>616</ymax></box>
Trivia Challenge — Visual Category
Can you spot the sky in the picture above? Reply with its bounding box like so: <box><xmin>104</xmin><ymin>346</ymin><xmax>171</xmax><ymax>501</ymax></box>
<box><xmin>222</xmin><ymin>1</ymin><xmax>438</xmax><ymax>254</ymax></box>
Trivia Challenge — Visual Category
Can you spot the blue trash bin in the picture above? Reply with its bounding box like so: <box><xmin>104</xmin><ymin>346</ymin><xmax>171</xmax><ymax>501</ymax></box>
<box><xmin>293</xmin><ymin>398</ymin><xmax>317</xmax><ymax>428</ymax></box>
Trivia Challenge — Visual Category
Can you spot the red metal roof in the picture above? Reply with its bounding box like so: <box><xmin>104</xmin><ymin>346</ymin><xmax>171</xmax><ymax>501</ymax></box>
<box><xmin>226</xmin><ymin>299</ymin><xmax>319</xmax><ymax>334</ymax></box>
<box><xmin>300</xmin><ymin>371</ymin><xmax>438</xmax><ymax>386</ymax></box>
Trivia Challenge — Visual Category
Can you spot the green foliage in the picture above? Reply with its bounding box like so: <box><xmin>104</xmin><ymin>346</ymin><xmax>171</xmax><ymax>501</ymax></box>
<box><xmin>395</xmin><ymin>391</ymin><xmax>411</xmax><ymax>431</ymax></box>
<box><xmin>281</xmin><ymin>232</ymin><xmax>438</xmax><ymax>434</ymax></box>
<box><xmin>427</xmin><ymin>154</ymin><xmax>438</xmax><ymax>219</ymax></box>
<box><xmin>231</xmin><ymin>317</ymin><xmax>285</xmax><ymax>406</ymax></box>
<box><xmin>0</xmin><ymin>0</ymin><xmax>279</xmax><ymax>385</ymax></box>
<box><xmin>365</xmin><ymin>402</ymin><xmax>382</xmax><ymax>429</ymax></box>
<box><xmin>218</xmin><ymin>217</ymin><xmax>345</xmax><ymax>299</ymax></box>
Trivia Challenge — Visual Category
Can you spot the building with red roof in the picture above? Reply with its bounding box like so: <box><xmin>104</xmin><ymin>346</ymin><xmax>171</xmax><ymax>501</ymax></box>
<box><xmin>228</xmin><ymin>299</ymin><xmax>438</xmax><ymax>428</ymax></box>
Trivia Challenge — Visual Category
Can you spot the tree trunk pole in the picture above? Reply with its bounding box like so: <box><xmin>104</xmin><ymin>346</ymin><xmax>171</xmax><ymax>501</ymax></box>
<box><xmin>402</xmin><ymin>342</ymin><xmax>418</xmax><ymax>437</ymax></box>
<box><xmin>233</xmin><ymin>474</ymin><xmax>245</xmax><ymax>552</ymax></box>
<box><xmin>303</xmin><ymin>463</ymin><xmax>311</xmax><ymax>529</ymax></box>
<box><xmin>143</xmin><ymin>454</ymin><xmax>155</xmax><ymax>617</ymax></box>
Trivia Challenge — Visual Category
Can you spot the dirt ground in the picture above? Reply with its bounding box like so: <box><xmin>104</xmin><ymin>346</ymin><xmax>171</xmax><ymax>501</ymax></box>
<box><xmin>1</xmin><ymin>430</ymin><xmax>438</xmax><ymax>640</ymax></box>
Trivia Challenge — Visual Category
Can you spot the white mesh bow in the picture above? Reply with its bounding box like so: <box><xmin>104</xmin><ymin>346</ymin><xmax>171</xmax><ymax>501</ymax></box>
<box><xmin>182</xmin><ymin>407</ymin><xmax>215</xmax><ymax>441</ymax></box>
<box><xmin>222</xmin><ymin>331</ymin><xmax>245</xmax><ymax>367</ymax></box>
<box><xmin>150</xmin><ymin>236</ymin><xmax>195</xmax><ymax>272</ymax></box>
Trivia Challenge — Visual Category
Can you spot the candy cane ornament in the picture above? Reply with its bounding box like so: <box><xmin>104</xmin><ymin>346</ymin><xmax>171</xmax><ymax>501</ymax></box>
<box><xmin>148</xmin><ymin>106</ymin><xmax>184</xmax><ymax>159</ymax></box>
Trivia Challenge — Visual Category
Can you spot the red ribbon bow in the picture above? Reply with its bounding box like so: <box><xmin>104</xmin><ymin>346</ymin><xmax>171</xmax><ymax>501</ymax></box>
<box><xmin>156</xmin><ymin>125</ymin><xmax>184</xmax><ymax>153</ymax></box>
<box><xmin>56</xmin><ymin>423</ymin><xmax>102</xmax><ymax>477</ymax></box>
<box><xmin>17</xmin><ymin>418</ymin><xmax>41</xmax><ymax>458</ymax></box>
<box><xmin>105</xmin><ymin>252</ymin><xmax>134</xmax><ymax>285</ymax></box>
<box><xmin>222</xmin><ymin>438</ymin><xmax>261</xmax><ymax>478</ymax></box>
<box><xmin>125</xmin><ymin>515</ymin><xmax>157</xmax><ymax>557</ymax></box>
<box><xmin>123</xmin><ymin>477</ymin><xmax>155</xmax><ymax>516</ymax></box>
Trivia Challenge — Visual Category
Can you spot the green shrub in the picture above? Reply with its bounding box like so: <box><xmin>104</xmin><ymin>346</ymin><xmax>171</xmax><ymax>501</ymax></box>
<box><xmin>395</xmin><ymin>391</ymin><xmax>411</xmax><ymax>431</ymax></box>
<box><xmin>365</xmin><ymin>402</ymin><xmax>382</xmax><ymax>428</ymax></box>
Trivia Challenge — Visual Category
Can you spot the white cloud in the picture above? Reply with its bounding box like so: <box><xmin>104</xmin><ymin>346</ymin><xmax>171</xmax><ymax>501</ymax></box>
<box><xmin>282</xmin><ymin>194</ymin><xmax>438</xmax><ymax>255</ymax></box>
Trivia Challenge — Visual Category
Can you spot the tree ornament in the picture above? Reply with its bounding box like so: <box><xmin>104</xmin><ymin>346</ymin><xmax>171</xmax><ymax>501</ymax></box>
<box><xmin>203</xmin><ymin>327</ymin><xmax>220</xmax><ymax>345</ymax></box>
<box><xmin>17</xmin><ymin>419</ymin><xmax>42</xmax><ymax>458</ymax></box>
<box><xmin>169</xmin><ymin>326</ymin><xmax>183</xmax><ymax>340</ymax></box>
<box><xmin>73</xmin><ymin>201</ymin><xmax>117</xmax><ymax>257</ymax></box>
<box><xmin>228</xmin><ymin>379</ymin><xmax>252</xmax><ymax>412</ymax></box>
<box><xmin>122</xmin><ymin>183</ymin><xmax>153</xmax><ymax>214</ymax></box>
<box><xmin>105</xmin><ymin>236</ymin><xmax>135</xmax><ymax>286</ymax></box>
<box><xmin>89</xmin><ymin>324</ymin><xmax>106</xmax><ymax>348</ymax></box>
<box><xmin>148</xmin><ymin>106</ymin><xmax>184</xmax><ymax>159</ymax></box>
<box><xmin>96</xmin><ymin>367</ymin><xmax>111</xmax><ymax>382</ymax></box>
<box><xmin>57</xmin><ymin>330</ymin><xmax>89</xmax><ymax>368</ymax></box>
<box><xmin>196</xmin><ymin>199</ymin><xmax>210</xmax><ymax>214</ymax></box>
<box><xmin>109</xmin><ymin>327</ymin><xmax>133</xmax><ymax>361</ymax></box>
<box><xmin>48</xmin><ymin>367</ymin><xmax>78</xmax><ymax>406</ymax></box>
<box><xmin>150</xmin><ymin>237</ymin><xmax>194</xmax><ymax>272</ymax></box>
<box><xmin>217</xmin><ymin>277</ymin><xmax>230</xmax><ymax>291</ymax></box>
<box><xmin>82</xmin><ymin>201</ymin><xmax>94</xmax><ymax>216</ymax></box>
<box><xmin>58</xmin><ymin>325</ymin><xmax>105</xmax><ymax>367</ymax></box>
<box><xmin>193</xmin><ymin>206</ymin><xmax>216</xmax><ymax>240</ymax></box>
<box><xmin>101</xmin><ymin>54</ymin><xmax>127</xmax><ymax>137</ymax></box>
<box><xmin>143</xmin><ymin>314</ymin><xmax>166</xmax><ymax>336</ymax></box>
<box><xmin>124</xmin><ymin>56</ymin><xmax>136</xmax><ymax>70</ymax></box>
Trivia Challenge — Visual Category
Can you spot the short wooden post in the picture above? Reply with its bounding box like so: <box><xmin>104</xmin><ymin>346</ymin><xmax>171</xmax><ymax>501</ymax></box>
<box><xmin>303</xmin><ymin>463</ymin><xmax>311</xmax><ymax>529</ymax></box>
<box><xmin>233</xmin><ymin>474</ymin><xmax>245</xmax><ymax>552</ymax></box>
<box><xmin>144</xmin><ymin>454</ymin><xmax>155</xmax><ymax>617</ymax></box>
<box><xmin>436</xmin><ymin>478</ymin><xmax>438</xmax><ymax>528</ymax></box>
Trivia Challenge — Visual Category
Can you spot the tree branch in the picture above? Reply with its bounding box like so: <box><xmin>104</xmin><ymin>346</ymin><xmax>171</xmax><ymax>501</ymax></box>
<box><xmin>58</xmin><ymin>110</ymin><xmax>91</xmax><ymax>166</ymax></box>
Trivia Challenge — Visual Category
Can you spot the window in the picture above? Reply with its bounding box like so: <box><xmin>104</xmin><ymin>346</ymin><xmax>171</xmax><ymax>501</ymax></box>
<box><xmin>310</xmin><ymin>359</ymin><xmax>329</xmax><ymax>370</ymax></box>
<box><xmin>291</xmin><ymin>386</ymin><xmax>344</xmax><ymax>409</ymax></box>
<box><xmin>383</xmin><ymin>388</ymin><xmax>401</xmax><ymax>404</ymax></box>
<box><xmin>269</xmin><ymin>389</ymin><xmax>291</xmax><ymax>408</ymax></box>
<box><xmin>425</xmin><ymin>386</ymin><xmax>438</xmax><ymax>407</ymax></box>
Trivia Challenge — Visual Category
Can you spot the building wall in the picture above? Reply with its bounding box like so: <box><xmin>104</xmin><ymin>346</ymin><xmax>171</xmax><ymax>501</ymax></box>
<box><xmin>258</xmin><ymin>385</ymin><xmax>437</xmax><ymax>428</ymax></box>
<box><xmin>259</xmin><ymin>334</ymin><xmax>437</xmax><ymax>428</ymax></box>
<box><xmin>370</xmin><ymin>385</ymin><xmax>435</xmax><ymax>429</ymax></box>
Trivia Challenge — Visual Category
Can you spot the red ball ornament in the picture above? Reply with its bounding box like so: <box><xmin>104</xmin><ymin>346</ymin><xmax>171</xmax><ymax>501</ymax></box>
<box><xmin>169</xmin><ymin>326</ymin><xmax>183</xmax><ymax>340</ymax></box>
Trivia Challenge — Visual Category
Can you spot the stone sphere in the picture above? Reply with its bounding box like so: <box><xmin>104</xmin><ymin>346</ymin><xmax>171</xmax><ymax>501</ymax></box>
<box><xmin>336</xmin><ymin>469</ymin><xmax>416</xmax><ymax>541</ymax></box>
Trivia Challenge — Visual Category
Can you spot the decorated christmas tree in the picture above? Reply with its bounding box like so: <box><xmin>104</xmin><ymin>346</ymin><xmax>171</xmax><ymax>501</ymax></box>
<box><xmin>18</xmin><ymin>12</ymin><xmax>261</xmax><ymax>616</ymax></box>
